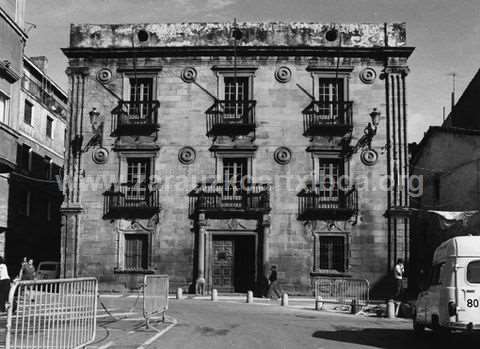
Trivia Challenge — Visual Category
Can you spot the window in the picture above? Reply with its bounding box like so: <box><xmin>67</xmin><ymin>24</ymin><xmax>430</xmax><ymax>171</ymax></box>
<box><xmin>317</xmin><ymin>159</ymin><xmax>342</xmax><ymax>201</ymax></box>
<box><xmin>129</xmin><ymin>78</ymin><xmax>153</xmax><ymax>119</ymax></box>
<box><xmin>223</xmin><ymin>157</ymin><xmax>248</xmax><ymax>195</ymax></box>
<box><xmin>43</xmin><ymin>156</ymin><xmax>52</xmax><ymax>179</ymax></box>
<box><xmin>46</xmin><ymin>116</ymin><xmax>53</xmax><ymax>138</ymax></box>
<box><xmin>467</xmin><ymin>260</ymin><xmax>480</xmax><ymax>284</ymax></box>
<box><xmin>20</xmin><ymin>144</ymin><xmax>32</xmax><ymax>172</ymax></box>
<box><xmin>317</xmin><ymin>78</ymin><xmax>344</xmax><ymax>119</ymax></box>
<box><xmin>124</xmin><ymin>234</ymin><xmax>148</xmax><ymax>270</ymax></box>
<box><xmin>18</xmin><ymin>189</ymin><xmax>31</xmax><ymax>216</ymax></box>
<box><xmin>126</xmin><ymin>158</ymin><xmax>151</xmax><ymax>200</ymax></box>
<box><xmin>317</xmin><ymin>235</ymin><xmax>346</xmax><ymax>272</ymax></box>
<box><xmin>0</xmin><ymin>91</ymin><xmax>9</xmax><ymax>124</ymax></box>
<box><xmin>24</xmin><ymin>100</ymin><xmax>33</xmax><ymax>125</ymax></box>
<box><xmin>224</xmin><ymin>77</ymin><xmax>249</xmax><ymax>118</ymax></box>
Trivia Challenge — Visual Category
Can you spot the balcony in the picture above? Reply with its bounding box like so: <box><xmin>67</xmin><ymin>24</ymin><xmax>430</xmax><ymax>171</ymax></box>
<box><xmin>111</xmin><ymin>101</ymin><xmax>160</xmax><ymax>136</ymax></box>
<box><xmin>205</xmin><ymin>100</ymin><xmax>256</xmax><ymax>137</ymax></box>
<box><xmin>189</xmin><ymin>182</ymin><xmax>270</xmax><ymax>219</ymax></box>
<box><xmin>297</xmin><ymin>185</ymin><xmax>357</xmax><ymax>220</ymax></box>
<box><xmin>103</xmin><ymin>183</ymin><xmax>160</xmax><ymax>219</ymax></box>
<box><xmin>22</xmin><ymin>76</ymin><xmax>68</xmax><ymax>117</ymax></box>
<box><xmin>302</xmin><ymin>101</ymin><xmax>353</xmax><ymax>136</ymax></box>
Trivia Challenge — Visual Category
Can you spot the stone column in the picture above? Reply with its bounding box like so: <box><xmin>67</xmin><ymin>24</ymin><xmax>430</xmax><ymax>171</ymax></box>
<box><xmin>196</xmin><ymin>215</ymin><xmax>207</xmax><ymax>295</ymax></box>
<box><xmin>261</xmin><ymin>214</ymin><xmax>271</xmax><ymax>276</ymax></box>
<box><xmin>384</xmin><ymin>63</ymin><xmax>410</xmax><ymax>270</ymax></box>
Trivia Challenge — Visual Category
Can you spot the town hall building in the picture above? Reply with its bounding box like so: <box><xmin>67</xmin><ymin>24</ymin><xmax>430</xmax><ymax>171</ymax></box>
<box><xmin>61</xmin><ymin>22</ymin><xmax>413</xmax><ymax>296</ymax></box>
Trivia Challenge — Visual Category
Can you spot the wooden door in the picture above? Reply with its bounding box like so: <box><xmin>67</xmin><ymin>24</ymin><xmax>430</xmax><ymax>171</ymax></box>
<box><xmin>213</xmin><ymin>239</ymin><xmax>234</xmax><ymax>292</ymax></box>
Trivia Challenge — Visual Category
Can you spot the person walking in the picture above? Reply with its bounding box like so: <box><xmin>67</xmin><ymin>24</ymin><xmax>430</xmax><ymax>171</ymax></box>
<box><xmin>0</xmin><ymin>256</ymin><xmax>11</xmax><ymax>312</ymax></box>
<box><xmin>267</xmin><ymin>265</ymin><xmax>282</xmax><ymax>300</ymax></box>
<box><xmin>19</xmin><ymin>258</ymin><xmax>35</xmax><ymax>281</ymax></box>
<box><xmin>394</xmin><ymin>258</ymin><xmax>405</xmax><ymax>300</ymax></box>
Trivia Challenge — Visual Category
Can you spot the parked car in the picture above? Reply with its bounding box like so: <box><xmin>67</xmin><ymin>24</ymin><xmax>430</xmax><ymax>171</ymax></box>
<box><xmin>413</xmin><ymin>236</ymin><xmax>480</xmax><ymax>334</ymax></box>
<box><xmin>36</xmin><ymin>261</ymin><xmax>60</xmax><ymax>280</ymax></box>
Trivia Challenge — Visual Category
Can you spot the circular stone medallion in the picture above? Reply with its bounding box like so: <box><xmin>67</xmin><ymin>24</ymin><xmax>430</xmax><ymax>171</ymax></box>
<box><xmin>359</xmin><ymin>67</ymin><xmax>377</xmax><ymax>84</ymax></box>
<box><xmin>180</xmin><ymin>67</ymin><xmax>198</xmax><ymax>83</ymax></box>
<box><xmin>274</xmin><ymin>66</ymin><xmax>292</xmax><ymax>83</ymax></box>
<box><xmin>360</xmin><ymin>149</ymin><xmax>378</xmax><ymax>166</ymax></box>
<box><xmin>92</xmin><ymin>147</ymin><xmax>109</xmax><ymax>164</ymax></box>
<box><xmin>178</xmin><ymin>146</ymin><xmax>196</xmax><ymax>165</ymax></box>
<box><xmin>274</xmin><ymin>147</ymin><xmax>292</xmax><ymax>165</ymax></box>
<box><xmin>96</xmin><ymin>68</ymin><xmax>113</xmax><ymax>84</ymax></box>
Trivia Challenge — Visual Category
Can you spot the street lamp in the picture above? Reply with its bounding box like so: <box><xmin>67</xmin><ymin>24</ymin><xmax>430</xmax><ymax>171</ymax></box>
<box><xmin>370</xmin><ymin>108</ymin><xmax>380</xmax><ymax>126</ymax></box>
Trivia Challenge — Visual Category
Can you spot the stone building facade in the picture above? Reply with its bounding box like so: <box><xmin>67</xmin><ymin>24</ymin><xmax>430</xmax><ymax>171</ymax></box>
<box><xmin>62</xmin><ymin>22</ymin><xmax>414</xmax><ymax>295</ymax></box>
<box><xmin>0</xmin><ymin>0</ymin><xmax>26</xmax><ymax>255</ymax></box>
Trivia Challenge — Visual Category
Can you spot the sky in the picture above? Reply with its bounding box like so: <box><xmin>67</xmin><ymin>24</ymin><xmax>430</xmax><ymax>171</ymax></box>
<box><xmin>23</xmin><ymin>0</ymin><xmax>480</xmax><ymax>142</ymax></box>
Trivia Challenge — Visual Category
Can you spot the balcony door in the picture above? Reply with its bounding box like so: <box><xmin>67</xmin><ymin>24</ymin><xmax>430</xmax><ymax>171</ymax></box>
<box><xmin>224</xmin><ymin>77</ymin><xmax>249</xmax><ymax>119</ymax></box>
<box><xmin>129</xmin><ymin>78</ymin><xmax>153</xmax><ymax>120</ymax></box>
<box><xmin>318</xmin><ymin>78</ymin><xmax>344</xmax><ymax>120</ymax></box>
<box><xmin>317</xmin><ymin>159</ymin><xmax>341</xmax><ymax>205</ymax></box>
<box><xmin>126</xmin><ymin>158</ymin><xmax>151</xmax><ymax>203</ymax></box>
<box><xmin>223</xmin><ymin>158</ymin><xmax>248</xmax><ymax>207</ymax></box>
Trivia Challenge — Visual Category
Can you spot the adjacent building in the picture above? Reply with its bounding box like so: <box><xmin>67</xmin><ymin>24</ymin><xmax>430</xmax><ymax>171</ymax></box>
<box><xmin>1</xmin><ymin>0</ymin><xmax>67</xmax><ymax>275</ymax></box>
<box><xmin>409</xmin><ymin>69</ymin><xmax>480</xmax><ymax>294</ymax></box>
<box><xmin>62</xmin><ymin>22</ymin><xmax>414</xmax><ymax>295</ymax></box>
<box><xmin>0</xmin><ymin>0</ymin><xmax>27</xmax><ymax>256</ymax></box>
<box><xmin>5</xmin><ymin>56</ymin><xmax>67</xmax><ymax>274</ymax></box>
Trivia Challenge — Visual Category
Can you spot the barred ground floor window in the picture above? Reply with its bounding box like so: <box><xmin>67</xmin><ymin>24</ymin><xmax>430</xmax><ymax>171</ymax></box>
<box><xmin>314</xmin><ymin>233</ymin><xmax>349</xmax><ymax>273</ymax></box>
<box><xmin>124</xmin><ymin>234</ymin><xmax>149</xmax><ymax>270</ymax></box>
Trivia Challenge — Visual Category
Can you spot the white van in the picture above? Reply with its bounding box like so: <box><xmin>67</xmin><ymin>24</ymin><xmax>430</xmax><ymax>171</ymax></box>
<box><xmin>36</xmin><ymin>261</ymin><xmax>60</xmax><ymax>280</ymax></box>
<box><xmin>413</xmin><ymin>236</ymin><xmax>480</xmax><ymax>334</ymax></box>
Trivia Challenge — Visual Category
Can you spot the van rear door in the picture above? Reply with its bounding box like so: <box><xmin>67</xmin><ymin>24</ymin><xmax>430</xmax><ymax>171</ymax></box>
<box><xmin>457</xmin><ymin>259</ymin><xmax>480</xmax><ymax>324</ymax></box>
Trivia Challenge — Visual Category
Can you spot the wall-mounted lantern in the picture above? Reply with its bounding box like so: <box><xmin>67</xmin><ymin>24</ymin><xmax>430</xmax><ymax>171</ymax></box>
<box><xmin>352</xmin><ymin>108</ymin><xmax>381</xmax><ymax>166</ymax></box>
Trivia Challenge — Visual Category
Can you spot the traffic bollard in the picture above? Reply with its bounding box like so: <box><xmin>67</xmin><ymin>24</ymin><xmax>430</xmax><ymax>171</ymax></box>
<box><xmin>315</xmin><ymin>296</ymin><xmax>323</xmax><ymax>311</ymax></box>
<box><xmin>351</xmin><ymin>299</ymin><xmax>359</xmax><ymax>314</ymax></box>
<box><xmin>176</xmin><ymin>287</ymin><xmax>183</xmax><ymax>300</ymax></box>
<box><xmin>246</xmin><ymin>290</ymin><xmax>253</xmax><ymax>303</ymax></box>
<box><xmin>386</xmin><ymin>299</ymin><xmax>395</xmax><ymax>318</ymax></box>
<box><xmin>211</xmin><ymin>289</ymin><xmax>218</xmax><ymax>301</ymax></box>
<box><xmin>281</xmin><ymin>293</ymin><xmax>289</xmax><ymax>306</ymax></box>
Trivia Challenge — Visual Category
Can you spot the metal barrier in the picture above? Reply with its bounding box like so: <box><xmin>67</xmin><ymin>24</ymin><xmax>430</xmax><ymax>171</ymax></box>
<box><xmin>143</xmin><ymin>275</ymin><xmax>169</xmax><ymax>327</ymax></box>
<box><xmin>314</xmin><ymin>277</ymin><xmax>369</xmax><ymax>307</ymax></box>
<box><xmin>5</xmin><ymin>277</ymin><xmax>97</xmax><ymax>349</ymax></box>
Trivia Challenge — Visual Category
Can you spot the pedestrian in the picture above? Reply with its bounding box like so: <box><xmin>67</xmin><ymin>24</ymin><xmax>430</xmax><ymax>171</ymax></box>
<box><xmin>267</xmin><ymin>265</ymin><xmax>282</xmax><ymax>300</ymax></box>
<box><xmin>15</xmin><ymin>257</ymin><xmax>27</xmax><ymax>281</ymax></box>
<box><xmin>394</xmin><ymin>258</ymin><xmax>405</xmax><ymax>300</ymax></box>
<box><xmin>0</xmin><ymin>256</ymin><xmax>11</xmax><ymax>312</ymax></box>
<box><xmin>19</xmin><ymin>257</ymin><xmax>36</xmax><ymax>281</ymax></box>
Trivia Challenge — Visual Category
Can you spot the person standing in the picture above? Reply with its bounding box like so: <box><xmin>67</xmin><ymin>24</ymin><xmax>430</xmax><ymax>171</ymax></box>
<box><xmin>394</xmin><ymin>258</ymin><xmax>405</xmax><ymax>300</ymax></box>
<box><xmin>0</xmin><ymin>256</ymin><xmax>11</xmax><ymax>312</ymax></box>
<box><xmin>267</xmin><ymin>265</ymin><xmax>282</xmax><ymax>300</ymax></box>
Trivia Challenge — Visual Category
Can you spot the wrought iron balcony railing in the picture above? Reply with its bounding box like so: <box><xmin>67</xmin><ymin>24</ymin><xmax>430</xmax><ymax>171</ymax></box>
<box><xmin>302</xmin><ymin>101</ymin><xmax>353</xmax><ymax>136</ymax></box>
<box><xmin>297</xmin><ymin>184</ymin><xmax>357</xmax><ymax>220</ymax></box>
<box><xmin>189</xmin><ymin>182</ymin><xmax>270</xmax><ymax>218</ymax></box>
<box><xmin>205</xmin><ymin>100</ymin><xmax>256</xmax><ymax>137</ymax></box>
<box><xmin>111</xmin><ymin>100</ymin><xmax>160</xmax><ymax>136</ymax></box>
<box><xmin>103</xmin><ymin>183</ymin><xmax>160</xmax><ymax>219</ymax></box>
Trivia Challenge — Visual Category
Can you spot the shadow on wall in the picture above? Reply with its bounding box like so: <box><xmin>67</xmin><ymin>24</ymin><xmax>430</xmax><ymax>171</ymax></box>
<box><xmin>312</xmin><ymin>327</ymin><xmax>480</xmax><ymax>349</ymax></box>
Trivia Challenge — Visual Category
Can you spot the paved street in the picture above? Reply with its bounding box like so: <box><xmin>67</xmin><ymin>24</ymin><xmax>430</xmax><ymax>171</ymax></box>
<box><xmin>2</xmin><ymin>295</ymin><xmax>480</xmax><ymax>348</ymax></box>
<box><xmin>141</xmin><ymin>298</ymin><xmax>480</xmax><ymax>349</ymax></box>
